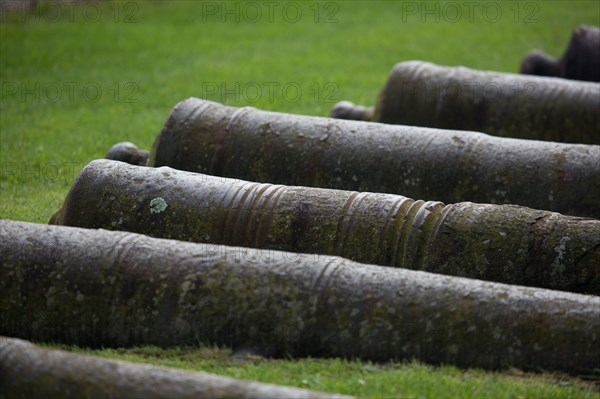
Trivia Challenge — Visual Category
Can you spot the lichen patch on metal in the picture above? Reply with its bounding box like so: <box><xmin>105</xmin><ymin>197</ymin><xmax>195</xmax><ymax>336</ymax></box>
<box><xmin>150</xmin><ymin>197</ymin><xmax>168</xmax><ymax>214</ymax></box>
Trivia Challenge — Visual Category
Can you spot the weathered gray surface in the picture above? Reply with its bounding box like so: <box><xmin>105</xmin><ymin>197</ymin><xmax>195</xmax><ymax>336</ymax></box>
<box><xmin>0</xmin><ymin>337</ymin><xmax>354</xmax><ymax>399</ymax></box>
<box><xmin>2</xmin><ymin>220</ymin><xmax>600</xmax><ymax>372</ymax></box>
<box><xmin>145</xmin><ymin>98</ymin><xmax>600</xmax><ymax>218</ymax></box>
<box><xmin>333</xmin><ymin>61</ymin><xmax>600</xmax><ymax>144</ymax></box>
<box><xmin>50</xmin><ymin>160</ymin><xmax>600</xmax><ymax>295</ymax></box>
<box><xmin>105</xmin><ymin>141</ymin><xmax>149</xmax><ymax>166</ymax></box>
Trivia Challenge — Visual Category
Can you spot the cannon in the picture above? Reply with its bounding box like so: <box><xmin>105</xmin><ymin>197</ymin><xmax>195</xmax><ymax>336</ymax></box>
<box><xmin>2</xmin><ymin>220</ymin><xmax>599</xmax><ymax>372</ymax></box>
<box><xmin>50</xmin><ymin>160</ymin><xmax>600</xmax><ymax>295</ymax></box>
<box><xmin>330</xmin><ymin>61</ymin><xmax>600</xmax><ymax>144</ymax></box>
<box><xmin>108</xmin><ymin>98</ymin><xmax>600</xmax><ymax>218</ymax></box>
<box><xmin>0</xmin><ymin>337</ymin><xmax>353</xmax><ymax>399</ymax></box>
<box><xmin>521</xmin><ymin>25</ymin><xmax>600</xmax><ymax>83</ymax></box>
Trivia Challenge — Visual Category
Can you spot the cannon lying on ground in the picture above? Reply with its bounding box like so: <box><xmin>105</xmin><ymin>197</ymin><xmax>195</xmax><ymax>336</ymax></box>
<box><xmin>107</xmin><ymin>98</ymin><xmax>600</xmax><ymax>218</ymax></box>
<box><xmin>50</xmin><ymin>160</ymin><xmax>600</xmax><ymax>295</ymax></box>
<box><xmin>2</xmin><ymin>220</ymin><xmax>599</xmax><ymax>373</ymax></box>
<box><xmin>330</xmin><ymin>61</ymin><xmax>600</xmax><ymax>144</ymax></box>
<box><xmin>521</xmin><ymin>25</ymin><xmax>600</xmax><ymax>83</ymax></box>
<box><xmin>0</xmin><ymin>337</ymin><xmax>353</xmax><ymax>399</ymax></box>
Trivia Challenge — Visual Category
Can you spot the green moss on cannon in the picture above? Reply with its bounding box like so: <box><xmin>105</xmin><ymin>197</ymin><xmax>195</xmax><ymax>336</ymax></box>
<box><xmin>2</xmin><ymin>220</ymin><xmax>600</xmax><ymax>372</ymax></box>
<box><xmin>331</xmin><ymin>61</ymin><xmax>600</xmax><ymax>144</ymax></box>
<box><xmin>50</xmin><ymin>160</ymin><xmax>600</xmax><ymax>295</ymax></box>
<box><xmin>129</xmin><ymin>98</ymin><xmax>600</xmax><ymax>217</ymax></box>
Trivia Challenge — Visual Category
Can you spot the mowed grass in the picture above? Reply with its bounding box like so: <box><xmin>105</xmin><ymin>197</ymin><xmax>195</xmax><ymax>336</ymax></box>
<box><xmin>2</xmin><ymin>0</ymin><xmax>599</xmax><ymax>222</ymax></box>
<box><xmin>44</xmin><ymin>344</ymin><xmax>599</xmax><ymax>399</ymax></box>
<box><xmin>2</xmin><ymin>1</ymin><xmax>600</xmax><ymax>397</ymax></box>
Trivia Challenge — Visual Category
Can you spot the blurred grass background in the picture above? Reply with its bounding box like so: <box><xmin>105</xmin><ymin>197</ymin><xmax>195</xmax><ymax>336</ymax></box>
<box><xmin>2</xmin><ymin>1</ymin><xmax>600</xmax><ymax>397</ymax></box>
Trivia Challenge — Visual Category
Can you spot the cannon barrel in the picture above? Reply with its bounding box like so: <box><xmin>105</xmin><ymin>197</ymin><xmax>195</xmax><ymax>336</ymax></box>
<box><xmin>2</xmin><ymin>219</ymin><xmax>600</xmax><ymax>372</ymax></box>
<box><xmin>50</xmin><ymin>160</ymin><xmax>600</xmax><ymax>295</ymax></box>
<box><xmin>331</xmin><ymin>61</ymin><xmax>600</xmax><ymax>144</ymax></box>
<box><xmin>520</xmin><ymin>25</ymin><xmax>600</xmax><ymax>83</ymax></box>
<box><xmin>0</xmin><ymin>337</ymin><xmax>354</xmax><ymax>399</ymax></box>
<box><xmin>137</xmin><ymin>98</ymin><xmax>600</xmax><ymax>218</ymax></box>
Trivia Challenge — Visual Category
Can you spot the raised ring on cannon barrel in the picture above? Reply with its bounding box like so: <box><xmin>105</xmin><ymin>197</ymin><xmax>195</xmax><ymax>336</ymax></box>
<box><xmin>107</xmin><ymin>98</ymin><xmax>600</xmax><ymax>218</ymax></box>
<box><xmin>2</xmin><ymin>220</ymin><xmax>599</xmax><ymax>373</ymax></box>
<box><xmin>50</xmin><ymin>160</ymin><xmax>600</xmax><ymax>295</ymax></box>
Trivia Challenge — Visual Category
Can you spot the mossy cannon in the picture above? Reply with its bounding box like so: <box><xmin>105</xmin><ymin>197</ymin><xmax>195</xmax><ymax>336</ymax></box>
<box><xmin>0</xmin><ymin>338</ymin><xmax>354</xmax><ymax>399</ymax></box>
<box><xmin>50</xmin><ymin>160</ymin><xmax>600</xmax><ymax>295</ymax></box>
<box><xmin>109</xmin><ymin>98</ymin><xmax>600</xmax><ymax>218</ymax></box>
<box><xmin>330</xmin><ymin>61</ymin><xmax>600</xmax><ymax>144</ymax></box>
<box><xmin>2</xmin><ymin>220</ymin><xmax>600</xmax><ymax>373</ymax></box>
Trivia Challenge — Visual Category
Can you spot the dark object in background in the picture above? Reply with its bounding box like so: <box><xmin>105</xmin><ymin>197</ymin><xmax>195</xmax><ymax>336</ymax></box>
<box><xmin>520</xmin><ymin>25</ymin><xmax>600</xmax><ymax>82</ymax></box>
<box><xmin>105</xmin><ymin>141</ymin><xmax>149</xmax><ymax>165</ymax></box>
<box><xmin>330</xmin><ymin>61</ymin><xmax>600</xmax><ymax>144</ymax></box>
<box><xmin>2</xmin><ymin>220</ymin><xmax>600</xmax><ymax>373</ymax></box>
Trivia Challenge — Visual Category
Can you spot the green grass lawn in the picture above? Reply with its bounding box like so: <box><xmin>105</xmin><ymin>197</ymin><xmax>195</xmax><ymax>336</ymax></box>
<box><xmin>44</xmin><ymin>344</ymin><xmax>598</xmax><ymax>399</ymax></box>
<box><xmin>2</xmin><ymin>1</ymin><xmax>600</xmax><ymax>397</ymax></box>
